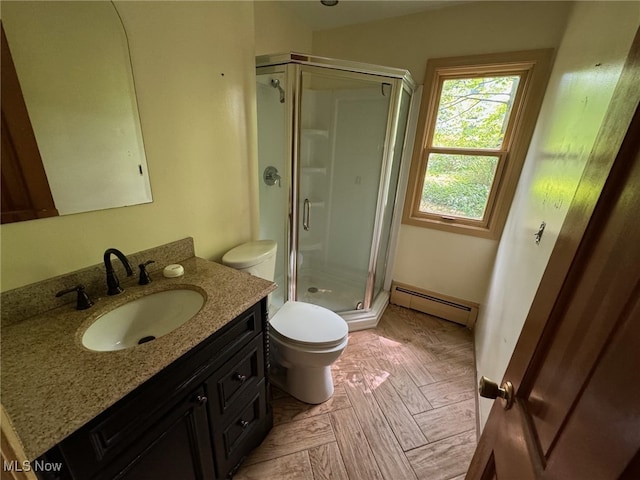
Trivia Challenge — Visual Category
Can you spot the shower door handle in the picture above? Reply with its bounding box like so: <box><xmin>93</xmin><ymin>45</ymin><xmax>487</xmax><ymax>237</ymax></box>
<box><xmin>303</xmin><ymin>198</ymin><xmax>311</xmax><ymax>231</ymax></box>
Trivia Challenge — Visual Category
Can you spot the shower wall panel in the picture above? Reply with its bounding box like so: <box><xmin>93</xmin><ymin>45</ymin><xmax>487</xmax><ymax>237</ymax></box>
<box><xmin>257</xmin><ymin>73</ymin><xmax>287</xmax><ymax>307</ymax></box>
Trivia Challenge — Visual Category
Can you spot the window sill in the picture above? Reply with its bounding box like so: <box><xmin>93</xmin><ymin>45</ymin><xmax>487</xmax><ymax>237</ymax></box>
<box><xmin>401</xmin><ymin>213</ymin><xmax>501</xmax><ymax>239</ymax></box>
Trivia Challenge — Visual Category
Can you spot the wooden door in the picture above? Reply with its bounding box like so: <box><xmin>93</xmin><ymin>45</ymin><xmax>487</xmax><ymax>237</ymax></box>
<box><xmin>467</xmin><ymin>32</ymin><xmax>640</xmax><ymax>480</ymax></box>
<box><xmin>1</xmin><ymin>23</ymin><xmax>58</xmax><ymax>224</ymax></box>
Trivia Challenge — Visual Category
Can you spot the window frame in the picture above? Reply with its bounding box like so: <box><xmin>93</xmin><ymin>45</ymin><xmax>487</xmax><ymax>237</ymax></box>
<box><xmin>403</xmin><ymin>50</ymin><xmax>554</xmax><ymax>239</ymax></box>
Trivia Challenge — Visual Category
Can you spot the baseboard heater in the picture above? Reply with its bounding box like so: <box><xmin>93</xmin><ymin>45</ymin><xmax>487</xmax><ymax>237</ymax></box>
<box><xmin>390</xmin><ymin>281</ymin><xmax>478</xmax><ymax>328</ymax></box>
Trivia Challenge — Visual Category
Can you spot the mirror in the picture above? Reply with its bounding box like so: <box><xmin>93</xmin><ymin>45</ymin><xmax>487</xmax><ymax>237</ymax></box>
<box><xmin>1</xmin><ymin>1</ymin><xmax>152</xmax><ymax>219</ymax></box>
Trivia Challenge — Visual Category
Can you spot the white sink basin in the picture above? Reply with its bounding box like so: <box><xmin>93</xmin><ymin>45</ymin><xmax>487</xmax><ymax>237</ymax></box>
<box><xmin>81</xmin><ymin>289</ymin><xmax>205</xmax><ymax>352</ymax></box>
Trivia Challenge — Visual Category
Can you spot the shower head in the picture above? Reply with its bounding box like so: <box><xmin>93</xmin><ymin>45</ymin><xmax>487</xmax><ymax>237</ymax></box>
<box><xmin>270</xmin><ymin>78</ymin><xmax>285</xmax><ymax>103</ymax></box>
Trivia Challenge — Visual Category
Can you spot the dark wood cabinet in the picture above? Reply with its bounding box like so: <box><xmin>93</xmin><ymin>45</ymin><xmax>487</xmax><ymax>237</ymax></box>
<box><xmin>37</xmin><ymin>299</ymin><xmax>272</xmax><ymax>480</ymax></box>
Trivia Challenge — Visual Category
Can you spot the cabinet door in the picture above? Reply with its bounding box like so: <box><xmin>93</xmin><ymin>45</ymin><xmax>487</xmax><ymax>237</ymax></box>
<box><xmin>109</xmin><ymin>387</ymin><xmax>215</xmax><ymax>480</ymax></box>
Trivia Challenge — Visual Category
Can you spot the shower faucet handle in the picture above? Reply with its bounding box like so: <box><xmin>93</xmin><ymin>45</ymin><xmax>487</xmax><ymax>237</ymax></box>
<box><xmin>263</xmin><ymin>166</ymin><xmax>281</xmax><ymax>187</ymax></box>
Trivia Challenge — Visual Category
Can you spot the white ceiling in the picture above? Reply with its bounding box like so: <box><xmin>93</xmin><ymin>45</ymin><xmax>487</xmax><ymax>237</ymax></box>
<box><xmin>276</xmin><ymin>0</ymin><xmax>468</xmax><ymax>31</ymax></box>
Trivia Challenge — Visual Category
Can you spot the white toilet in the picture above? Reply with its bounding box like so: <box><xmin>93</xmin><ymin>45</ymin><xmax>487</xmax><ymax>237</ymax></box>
<box><xmin>222</xmin><ymin>240</ymin><xmax>348</xmax><ymax>404</ymax></box>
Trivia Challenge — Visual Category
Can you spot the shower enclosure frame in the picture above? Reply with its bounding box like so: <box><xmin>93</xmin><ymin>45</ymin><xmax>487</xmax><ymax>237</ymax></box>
<box><xmin>257</xmin><ymin>53</ymin><xmax>417</xmax><ymax>330</ymax></box>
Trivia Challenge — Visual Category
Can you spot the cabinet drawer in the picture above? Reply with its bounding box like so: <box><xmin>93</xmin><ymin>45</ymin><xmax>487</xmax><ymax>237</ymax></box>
<box><xmin>212</xmin><ymin>380</ymin><xmax>270</xmax><ymax>478</ymax></box>
<box><xmin>222</xmin><ymin>390</ymin><xmax>264</xmax><ymax>456</ymax></box>
<box><xmin>206</xmin><ymin>335</ymin><xmax>264</xmax><ymax>419</ymax></box>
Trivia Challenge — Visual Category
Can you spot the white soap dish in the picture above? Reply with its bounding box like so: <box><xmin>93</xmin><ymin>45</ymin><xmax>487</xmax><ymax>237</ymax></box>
<box><xmin>163</xmin><ymin>264</ymin><xmax>185</xmax><ymax>278</ymax></box>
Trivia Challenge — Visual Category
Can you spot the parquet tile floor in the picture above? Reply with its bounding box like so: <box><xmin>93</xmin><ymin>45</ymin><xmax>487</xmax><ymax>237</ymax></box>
<box><xmin>235</xmin><ymin>304</ymin><xmax>477</xmax><ymax>480</ymax></box>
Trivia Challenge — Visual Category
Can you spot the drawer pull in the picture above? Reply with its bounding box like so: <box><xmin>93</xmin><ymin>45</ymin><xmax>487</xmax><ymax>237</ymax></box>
<box><xmin>239</xmin><ymin>420</ymin><xmax>249</xmax><ymax>429</ymax></box>
<box><xmin>194</xmin><ymin>394</ymin><xmax>208</xmax><ymax>406</ymax></box>
<box><xmin>233</xmin><ymin>373</ymin><xmax>247</xmax><ymax>383</ymax></box>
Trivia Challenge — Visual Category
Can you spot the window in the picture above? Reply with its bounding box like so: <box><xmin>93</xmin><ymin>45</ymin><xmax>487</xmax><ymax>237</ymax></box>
<box><xmin>403</xmin><ymin>50</ymin><xmax>553</xmax><ymax>238</ymax></box>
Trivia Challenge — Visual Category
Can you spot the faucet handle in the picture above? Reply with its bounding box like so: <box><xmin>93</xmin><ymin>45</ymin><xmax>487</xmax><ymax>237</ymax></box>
<box><xmin>56</xmin><ymin>285</ymin><xmax>94</xmax><ymax>310</ymax></box>
<box><xmin>138</xmin><ymin>260</ymin><xmax>155</xmax><ymax>285</ymax></box>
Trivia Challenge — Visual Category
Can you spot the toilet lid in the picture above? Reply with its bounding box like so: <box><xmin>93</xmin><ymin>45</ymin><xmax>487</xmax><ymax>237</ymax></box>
<box><xmin>222</xmin><ymin>240</ymin><xmax>276</xmax><ymax>269</ymax></box>
<box><xmin>270</xmin><ymin>301</ymin><xmax>348</xmax><ymax>348</ymax></box>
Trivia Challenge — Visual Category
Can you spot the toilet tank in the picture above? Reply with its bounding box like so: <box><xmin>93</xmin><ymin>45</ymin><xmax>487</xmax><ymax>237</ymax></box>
<box><xmin>221</xmin><ymin>240</ymin><xmax>277</xmax><ymax>281</ymax></box>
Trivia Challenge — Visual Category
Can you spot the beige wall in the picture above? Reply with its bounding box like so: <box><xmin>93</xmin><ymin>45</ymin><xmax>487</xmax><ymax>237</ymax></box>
<box><xmin>313</xmin><ymin>1</ymin><xmax>572</xmax><ymax>304</ymax></box>
<box><xmin>254</xmin><ymin>1</ymin><xmax>313</xmax><ymax>56</ymax></box>
<box><xmin>1</xmin><ymin>1</ymin><xmax>258</xmax><ymax>291</ymax></box>
<box><xmin>313</xmin><ymin>1</ymin><xmax>571</xmax><ymax>84</ymax></box>
<box><xmin>474</xmin><ymin>1</ymin><xmax>640</xmax><ymax>429</ymax></box>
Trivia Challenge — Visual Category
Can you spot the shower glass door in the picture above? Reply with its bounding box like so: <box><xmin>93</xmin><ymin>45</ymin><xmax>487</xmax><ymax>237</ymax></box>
<box><xmin>294</xmin><ymin>66</ymin><xmax>392</xmax><ymax>312</ymax></box>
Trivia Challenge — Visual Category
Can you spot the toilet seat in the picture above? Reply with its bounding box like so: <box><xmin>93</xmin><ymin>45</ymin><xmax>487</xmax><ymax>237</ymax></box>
<box><xmin>270</xmin><ymin>301</ymin><xmax>348</xmax><ymax>349</ymax></box>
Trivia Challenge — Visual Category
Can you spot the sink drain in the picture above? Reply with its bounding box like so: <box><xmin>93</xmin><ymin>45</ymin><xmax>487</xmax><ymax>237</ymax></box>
<box><xmin>138</xmin><ymin>335</ymin><xmax>156</xmax><ymax>345</ymax></box>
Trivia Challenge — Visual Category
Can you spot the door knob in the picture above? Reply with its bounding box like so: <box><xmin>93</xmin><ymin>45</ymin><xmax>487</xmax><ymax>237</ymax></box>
<box><xmin>479</xmin><ymin>376</ymin><xmax>514</xmax><ymax>410</ymax></box>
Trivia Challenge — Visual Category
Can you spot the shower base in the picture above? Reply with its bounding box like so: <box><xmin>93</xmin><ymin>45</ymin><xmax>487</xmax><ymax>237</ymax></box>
<box><xmin>269</xmin><ymin>269</ymin><xmax>388</xmax><ymax>331</ymax></box>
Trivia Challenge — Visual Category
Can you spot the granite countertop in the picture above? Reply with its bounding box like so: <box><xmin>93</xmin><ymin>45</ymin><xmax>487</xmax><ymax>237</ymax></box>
<box><xmin>0</xmin><ymin>256</ymin><xmax>275</xmax><ymax>461</ymax></box>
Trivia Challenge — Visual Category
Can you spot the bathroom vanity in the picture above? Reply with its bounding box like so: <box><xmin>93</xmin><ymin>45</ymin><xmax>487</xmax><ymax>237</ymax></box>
<box><xmin>0</xmin><ymin>239</ymin><xmax>276</xmax><ymax>480</ymax></box>
<box><xmin>39</xmin><ymin>300</ymin><xmax>271</xmax><ymax>480</ymax></box>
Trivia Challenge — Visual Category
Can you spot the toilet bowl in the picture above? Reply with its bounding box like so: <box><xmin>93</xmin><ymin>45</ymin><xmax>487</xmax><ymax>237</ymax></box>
<box><xmin>269</xmin><ymin>300</ymin><xmax>348</xmax><ymax>404</ymax></box>
<box><xmin>222</xmin><ymin>240</ymin><xmax>348</xmax><ymax>404</ymax></box>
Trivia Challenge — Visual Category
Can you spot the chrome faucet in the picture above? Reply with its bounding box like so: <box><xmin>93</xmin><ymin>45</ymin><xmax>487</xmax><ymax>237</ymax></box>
<box><xmin>104</xmin><ymin>248</ymin><xmax>134</xmax><ymax>295</ymax></box>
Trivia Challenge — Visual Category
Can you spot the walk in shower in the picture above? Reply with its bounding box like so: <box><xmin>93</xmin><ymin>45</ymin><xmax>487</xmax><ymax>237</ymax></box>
<box><xmin>257</xmin><ymin>53</ymin><xmax>415</xmax><ymax>329</ymax></box>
